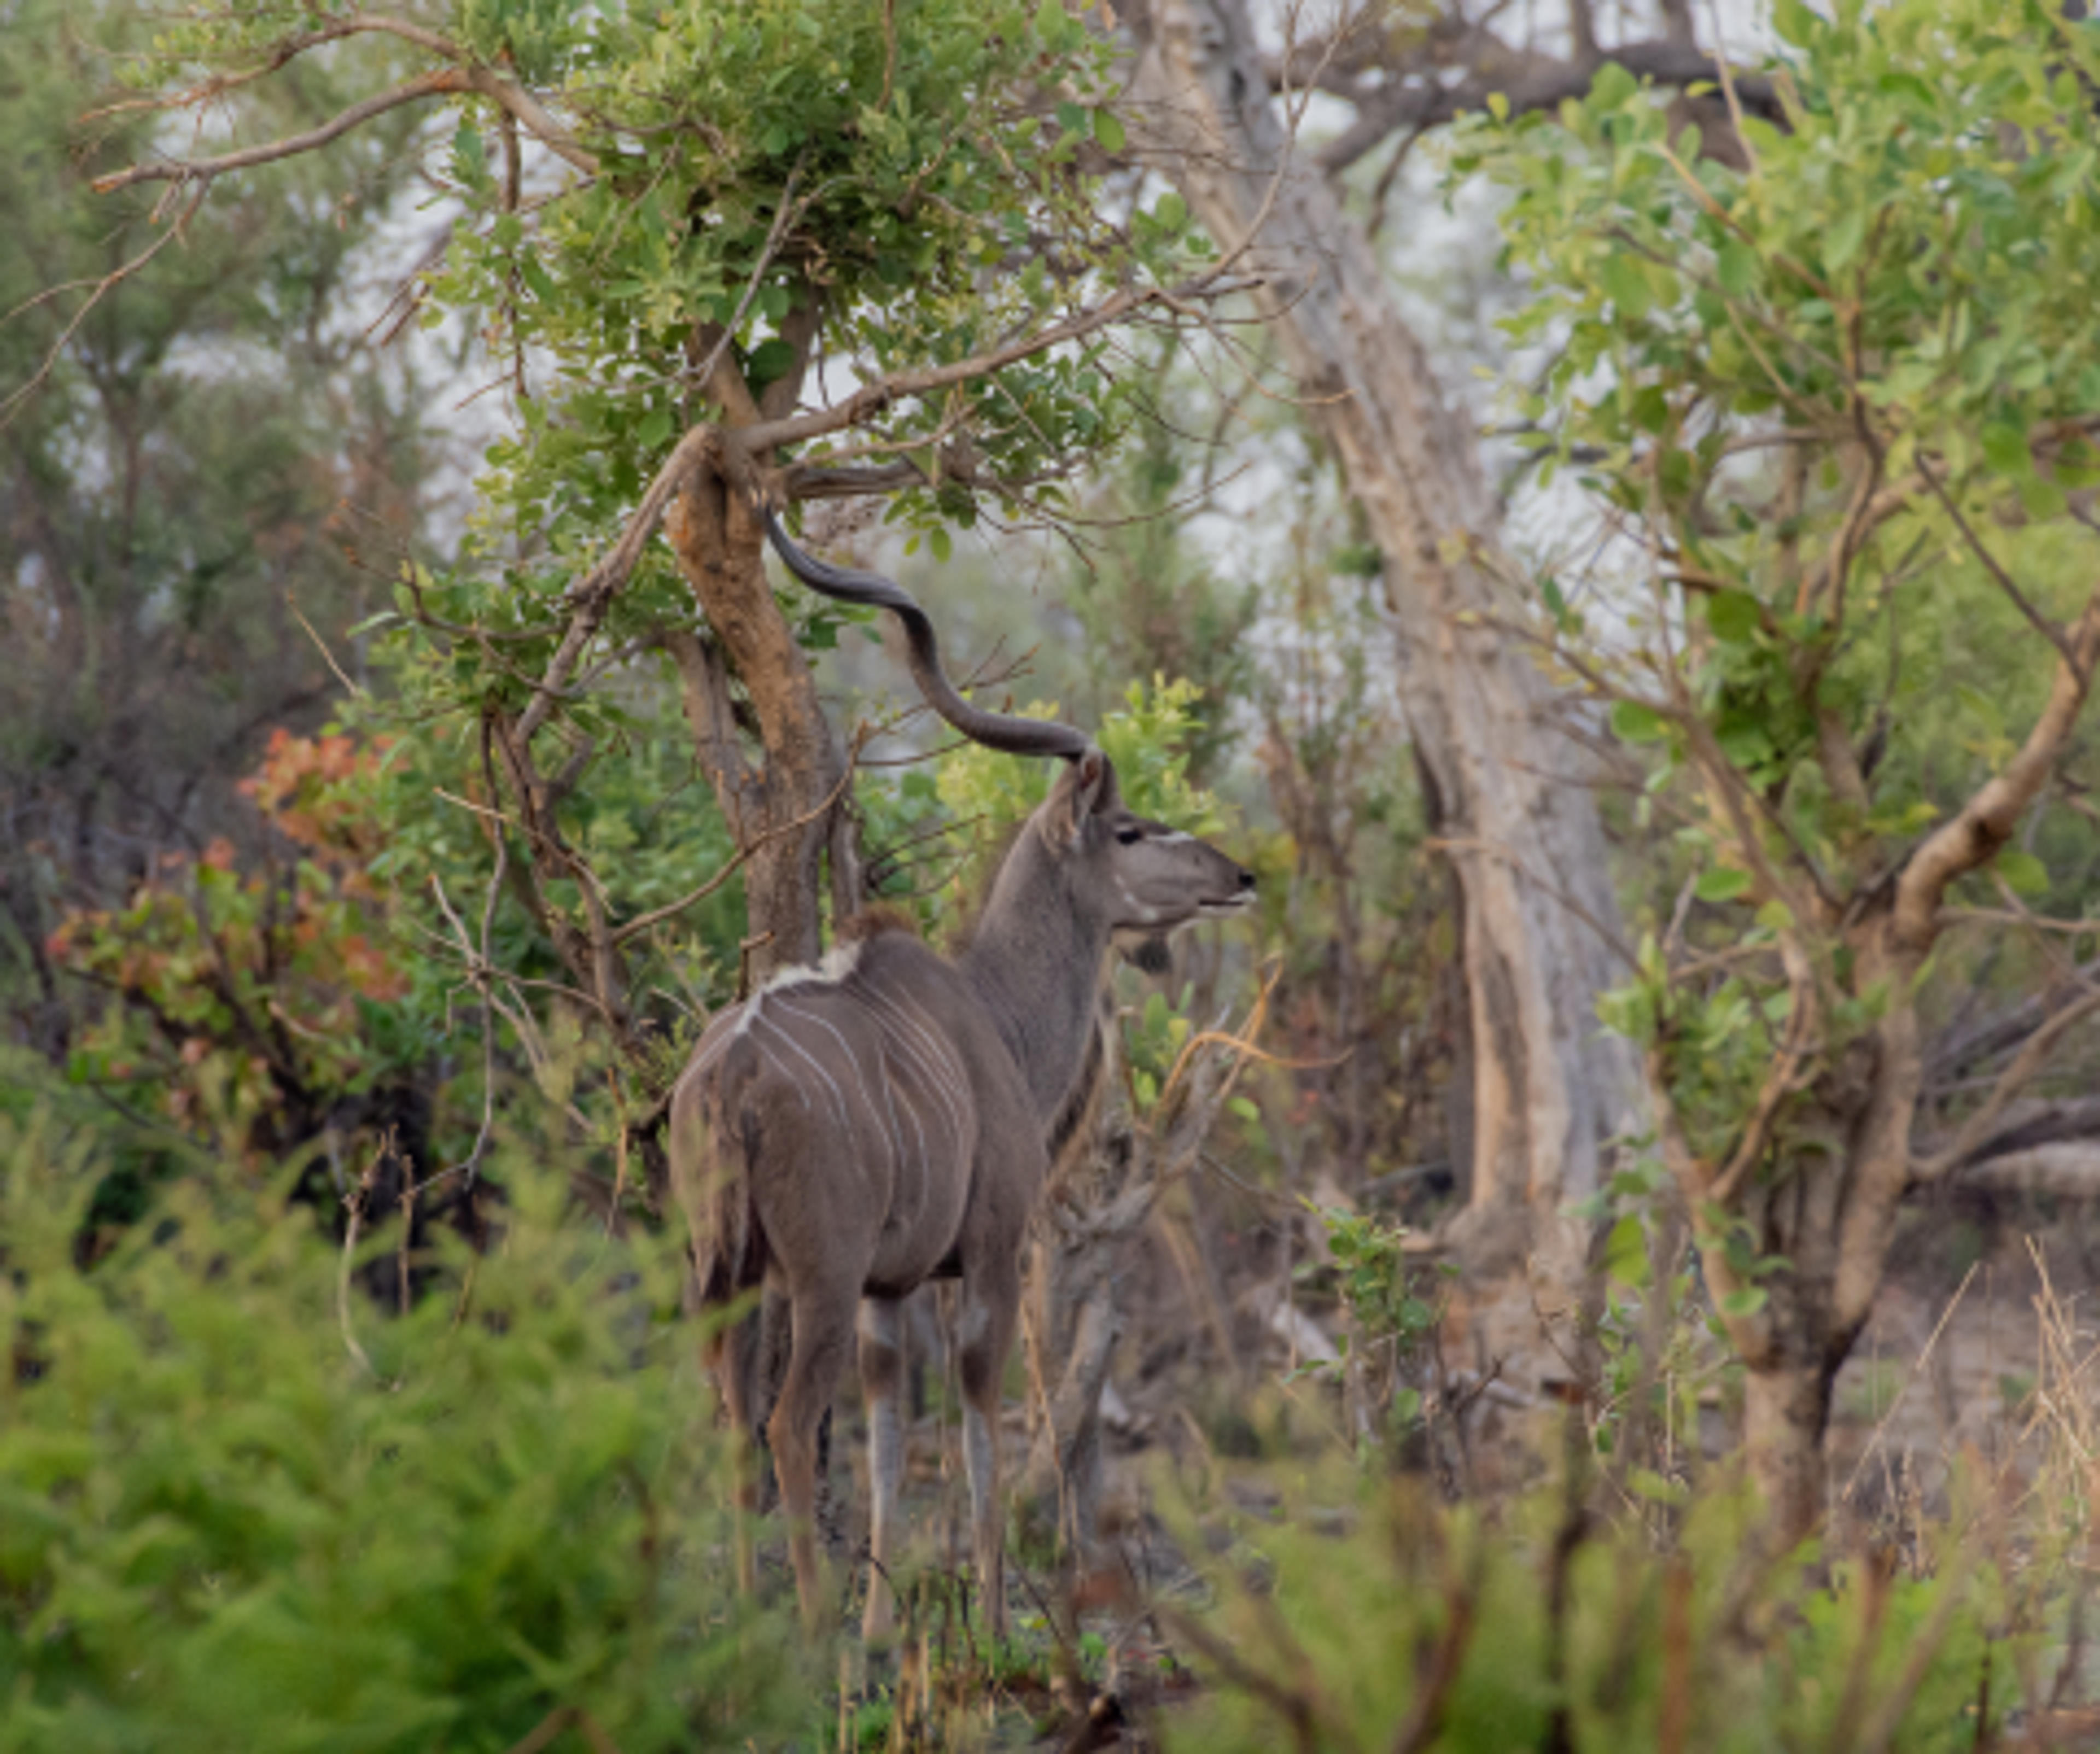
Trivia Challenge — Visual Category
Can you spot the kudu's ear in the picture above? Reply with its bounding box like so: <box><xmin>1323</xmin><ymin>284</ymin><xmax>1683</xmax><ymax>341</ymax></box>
<box><xmin>1041</xmin><ymin>749</ymin><xmax>1117</xmax><ymax>849</ymax></box>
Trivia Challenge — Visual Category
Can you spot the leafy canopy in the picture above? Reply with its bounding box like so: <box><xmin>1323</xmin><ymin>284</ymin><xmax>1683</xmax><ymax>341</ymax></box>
<box><xmin>1463</xmin><ymin>0</ymin><xmax>2100</xmax><ymax>1167</ymax></box>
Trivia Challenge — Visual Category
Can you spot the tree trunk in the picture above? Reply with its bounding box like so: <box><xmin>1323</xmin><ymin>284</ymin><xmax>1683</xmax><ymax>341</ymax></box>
<box><xmin>1128</xmin><ymin>0</ymin><xmax>1644</xmax><ymax>1257</ymax></box>
<box><xmin>661</xmin><ymin>462</ymin><xmax>854</xmax><ymax>982</ymax></box>
<box><xmin>1741</xmin><ymin>1359</ymin><xmax>1836</xmax><ymax>1553</ymax></box>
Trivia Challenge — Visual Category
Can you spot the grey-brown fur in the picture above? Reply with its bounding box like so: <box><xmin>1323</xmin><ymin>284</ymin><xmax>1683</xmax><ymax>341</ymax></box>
<box><xmin>668</xmin><ymin>511</ymin><xmax>1255</xmax><ymax>1637</ymax></box>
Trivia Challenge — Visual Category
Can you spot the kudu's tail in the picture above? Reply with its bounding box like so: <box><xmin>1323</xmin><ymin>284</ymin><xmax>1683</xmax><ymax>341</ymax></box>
<box><xmin>666</xmin><ymin>1064</ymin><xmax>759</xmax><ymax>1320</ymax></box>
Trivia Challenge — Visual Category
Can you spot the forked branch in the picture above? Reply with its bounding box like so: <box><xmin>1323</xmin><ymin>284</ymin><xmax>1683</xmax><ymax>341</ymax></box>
<box><xmin>1894</xmin><ymin>581</ymin><xmax>2100</xmax><ymax>952</ymax></box>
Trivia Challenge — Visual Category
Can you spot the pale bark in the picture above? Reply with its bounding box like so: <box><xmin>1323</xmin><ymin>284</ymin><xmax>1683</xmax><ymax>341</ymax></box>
<box><xmin>1128</xmin><ymin>0</ymin><xmax>1644</xmax><ymax>1248</ymax></box>
<box><xmin>1742</xmin><ymin>1361</ymin><xmax>1836</xmax><ymax>1553</ymax></box>
<box><xmin>1950</xmin><ymin>1141</ymin><xmax>2100</xmax><ymax>1198</ymax></box>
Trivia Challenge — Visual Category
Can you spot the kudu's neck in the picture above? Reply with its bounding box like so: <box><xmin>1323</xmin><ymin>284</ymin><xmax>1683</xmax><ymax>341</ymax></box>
<box><xmin>959</xmin><ymin>826</ymin><xmax>1112</xmax><ymax>1125</ymax></box>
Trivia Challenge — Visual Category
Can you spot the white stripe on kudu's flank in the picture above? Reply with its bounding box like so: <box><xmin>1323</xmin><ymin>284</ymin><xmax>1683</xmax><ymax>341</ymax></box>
<box><xmin>756</xmin><ymin>1009</ymin><xmax>855</xmax><ymax>1141</ymax></box>
<box><xmin>855</xmin><ymin>982</ymin><xmax>971</xmax><ymax>1157</ymax></box>
<box><xmin>749</xmin><ymin>1035</ymin><xmax>813</xmax><ymax>1114</ymax></box>
<box><xmin>884</xmin><ymin>986</ymin><xmax>973</xmax><ymax>1148</ymax></box>
<box><xmin>773</xmin><ymin>996</ymin><xmax>903</xmax><ymax>1172</ymax></box>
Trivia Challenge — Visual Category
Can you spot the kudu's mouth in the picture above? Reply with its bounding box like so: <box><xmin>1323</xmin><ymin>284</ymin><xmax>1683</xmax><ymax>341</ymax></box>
<box><xmin>1197</xmin><ymin>870</ymin><xmax>1259</xmax><ymax>918</ymax></box>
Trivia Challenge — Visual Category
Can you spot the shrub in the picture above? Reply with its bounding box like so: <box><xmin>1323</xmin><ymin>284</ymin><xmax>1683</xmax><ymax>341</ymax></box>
<box><xmin>0</xmin><ymin>1114</ymin><xmax>802</xmax><ymax>1752</ymax></box>
<box><xmin>1160</xmin><ymin>1461</ymin><xmax>2054</xmax><ymax>1754</ymax></box>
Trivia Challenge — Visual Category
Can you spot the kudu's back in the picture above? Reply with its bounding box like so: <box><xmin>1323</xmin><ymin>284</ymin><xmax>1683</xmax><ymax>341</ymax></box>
<box><xmin>667</xmin><ymin>922</ymin><xmax>1044</xmax><ymax>1315</ymax></box>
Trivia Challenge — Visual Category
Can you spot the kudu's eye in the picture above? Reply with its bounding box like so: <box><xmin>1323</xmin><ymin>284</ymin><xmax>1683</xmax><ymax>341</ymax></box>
<box><xmin>1114</xmin><ymin>825</ymin><xmax>1144</xmax><ymax>846</ymax></box>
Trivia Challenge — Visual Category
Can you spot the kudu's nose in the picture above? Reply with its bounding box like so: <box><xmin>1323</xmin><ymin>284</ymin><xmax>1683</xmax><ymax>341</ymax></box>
<box><xmin>1236</xmin><ymin>868</ymin><xmax>1257</xmax><ymax>891</ymax></box>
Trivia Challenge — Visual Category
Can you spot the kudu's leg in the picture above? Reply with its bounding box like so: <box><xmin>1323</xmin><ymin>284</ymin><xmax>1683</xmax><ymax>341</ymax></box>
<box><xmin>768</xmin><ymin>1283</ymin><xmax>855</xmax><ymax>1630</ymax></box>
<box><xmin>857</xmin><ymin>1295</ymin><xmax>907</xmax><ymax>1641</ymax></box>
<box><xmin>705</xmin><ymin>1307</ymin><xmax>766</xmax><ymax>1595</ymax></box>
<box><xmin>956</xmin><ymin>1268</ymin><xmax>1019</xmax><ymax>1639</ymax></box>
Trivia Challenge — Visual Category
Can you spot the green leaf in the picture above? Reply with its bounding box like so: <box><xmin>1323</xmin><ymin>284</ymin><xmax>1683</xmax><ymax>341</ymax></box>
<box><xmin>1715</xmin><ymin>238</ymin><xmax>1758</xmax><ymax>299</ymax></box>
<box><xmin>1628</xmin><ymin>1467</ymin><xmax>1690</xmax><ymax>1506</ymax></box>
<box><xmin>1706</xmin><ymin>589</ymin><xmax>1762</xmax><ymax>643</ymax></box>
<box><xmin>1598</xmin><ymin>252</ymin><xmax>1653</xmax><ymax>319</ymax></box>
<box><xmin>1154</xmin><ymin>191</ymin><xmax>1187</xmax><ymax>232</ymax></box>
<box><xmin>1590</xmin><ymin>61</ymin><xmax>1638</xmax><ymax>110</ymax></box>
<box><xmin>1718</xmin><ymin>1286</ymin><xmax>1769</xmax><ymax>1318</ymax></box>
<box><xmin>746</xmin><ymin>337</ymin><xmax>797</xmax><ymax>385</ymax></box>
<box><xmin>1996</xmin><ymin>849</ymin><xmax>2049</xmax><ymax>896</ymax></box>
<box><xmin>1611</xmin><ymin>699</ymin><xmax>1668</xmax><ymax>744</ymax></box>
<box><xmin>1770</xmin><ymin>0</ymin><xmax>1817</xmax><ymax>46</ymax></box>
<box><xmin>1695</xmin><ymin>867</ymin><xmax>1753</xmax><ymax>903</ymax></box>
<box><xmin>1093</xmin><ymin>107</ymin><xmax>1125</xmax><ymax>153</ymax></box>
<box><xmin>1603</xmin><ymin>1215</ymin><xmax>1649</xmax><ymax>1288</ymax></box>
<box><xmin>1822</xmin><ymin>206</ymin><xmax>1867</xmax><ymax>274</ymax></box>
<box><xmin>927</xmin><ymin>525</ymin><xmax>953</xmax><ymax>564</ymax></box>
<box><xmin>1981</xmin><ymin>421</ymin><xmax>2033</xmax><ymax>480</ymax></box>
<box><xmin>452</xmin><ymin>121</ymin><xmax>488</xmax><ymax>188</ymax></box>
<box><xmin>635</xmin><ymin>407</ymin><xmax>672</xmax><ymax>452</ymax></box>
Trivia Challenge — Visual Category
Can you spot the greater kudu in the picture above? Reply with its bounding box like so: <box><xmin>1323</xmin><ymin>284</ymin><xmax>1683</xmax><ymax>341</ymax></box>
<box><xmin>668</xmin><ymin>509</ymin><xmax>1255</xmax><ymax>1636</ymax></box>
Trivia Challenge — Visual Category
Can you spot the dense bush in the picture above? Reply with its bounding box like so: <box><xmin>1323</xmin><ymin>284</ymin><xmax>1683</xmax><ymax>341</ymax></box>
<box><xmin>1160</xmin><ymin>1458</ymin><xmax>2056</xmax><ymax>1754</ymax></box>
<box><xmin>0</xmin><ymin>1115</ymin><xmax>802</xmax><ymax>1752</ymax></box>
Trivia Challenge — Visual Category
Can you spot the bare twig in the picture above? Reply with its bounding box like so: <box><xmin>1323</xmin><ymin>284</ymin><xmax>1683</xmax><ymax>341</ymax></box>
<box><xmin>1</xmin><ymin>185</ymin><xmax>206</xmax><ymax>428</ymax></box>
<box><xmin>610</xmin><ymin>741</ymin><xmax>861</xmax><ymax>945</ymax></box>
<box><xmin>95</xmin><ymin>69</ymin><xmax>475</xmax><ymax>195</ymax></box>
<box><xmin>338</xmin><ymin>1142</ymin><xmax>400</xmax><ymax>1388</ymax></box>
<box><xmin>1910</xmin><ymin>989</ymin><xmax>2100</xmax><ymax>1184</ymax></box>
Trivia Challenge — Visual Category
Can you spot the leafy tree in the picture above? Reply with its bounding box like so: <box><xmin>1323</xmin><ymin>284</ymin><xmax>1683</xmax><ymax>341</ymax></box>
<box><xmin>49</xmin><ymin>729</ymin><xmax>415</xmax><ymax>1161</ymax></box>
<box><xmin>68</xmin><ymin>0</ymin><xmax>1242</xmax><ymax>1153</ymax></box>
<box><xmin>1467</xmin><ymin>0</ymin><xmax>2100</xmax><ymax>1538</ymax></box>
<box><xmin>0</xmin><ymin>0</ymin><xmax>433</xmax><ymax>1061</ymax></box>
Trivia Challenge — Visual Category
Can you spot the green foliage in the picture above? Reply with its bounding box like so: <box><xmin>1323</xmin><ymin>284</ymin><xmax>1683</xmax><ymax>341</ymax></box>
<box><xmin>1312</xmin><ymin>1206</ymin><xmax>1440</xmax><ymax>1361</ymax></box>
<box><xmin>1296</xmin><ymin>1205</ymin><xmax>1445</xmax><ymax>1452</ymax></box>
<box><xmin>0</xmin><ymin>1114</ymin><xmax>802</xmax><ymax>1751</ymax></box>
<box><xmin>920</xmin><ymin>674</ymin><xmax>1236</xmax><ymax>931</ymax></box>
<box><xmin>1464</xmin><ymin>0</ymin><xmax>2100</xmax><ymax>1180</ymax></box>
<box><xmin>0</xmin><ymin>0</ymin><xmax>433</xmax><ymax>1035</ymax></box>
<box><xmin>1164</xmin><ymin>1470</ymin><xmax>2037</xmax><ymax>1753</ymax></box>
<box><xmin>1119</xmin><ymin>981</ymin><xmax>1194</xmax><ymax>1114</ymax></box>
<box><xmin>48</xmin><ymin>732</ymin><xmax>422</xmax><ymax>1158</ymax></box>
<box><xmin>935</xmin><ymin>674</ymin><xmax>1232</xmax><ymax>840</ymax></box>
<box><xmin>252</xmin><ymin>0</ymin><xmax>1216</xmax><ymax>742</ymax></box>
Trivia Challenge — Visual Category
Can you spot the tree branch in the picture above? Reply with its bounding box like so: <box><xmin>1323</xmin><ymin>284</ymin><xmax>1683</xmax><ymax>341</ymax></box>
<box><xmin>93</xmin><ymin>69</ymin><xmax>471</xmax><ymax>194</ymax></box>
<box><xmin>1910</xmin><ymin>992</ymin><xmax>2100</xmax><ymax>1185</ymax></box>
<box><xmin>1893</xmin><ymin>581</ymin><xmax>2100</xmax><ymax>952</ymax></box>
<box><xmin>90</xmin><ymin>25</ymin><xmax>599</xmax><ymax>194</ymax></box>
<box><xmin>0</xmin><ymin>186</ymin><xmax>206</xmax><ymax>429</ymax></box>
<box><xmin>1315</xmin><ymin>39</ymin><xmax>1780</xmax><ymax>176</ymax></box>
